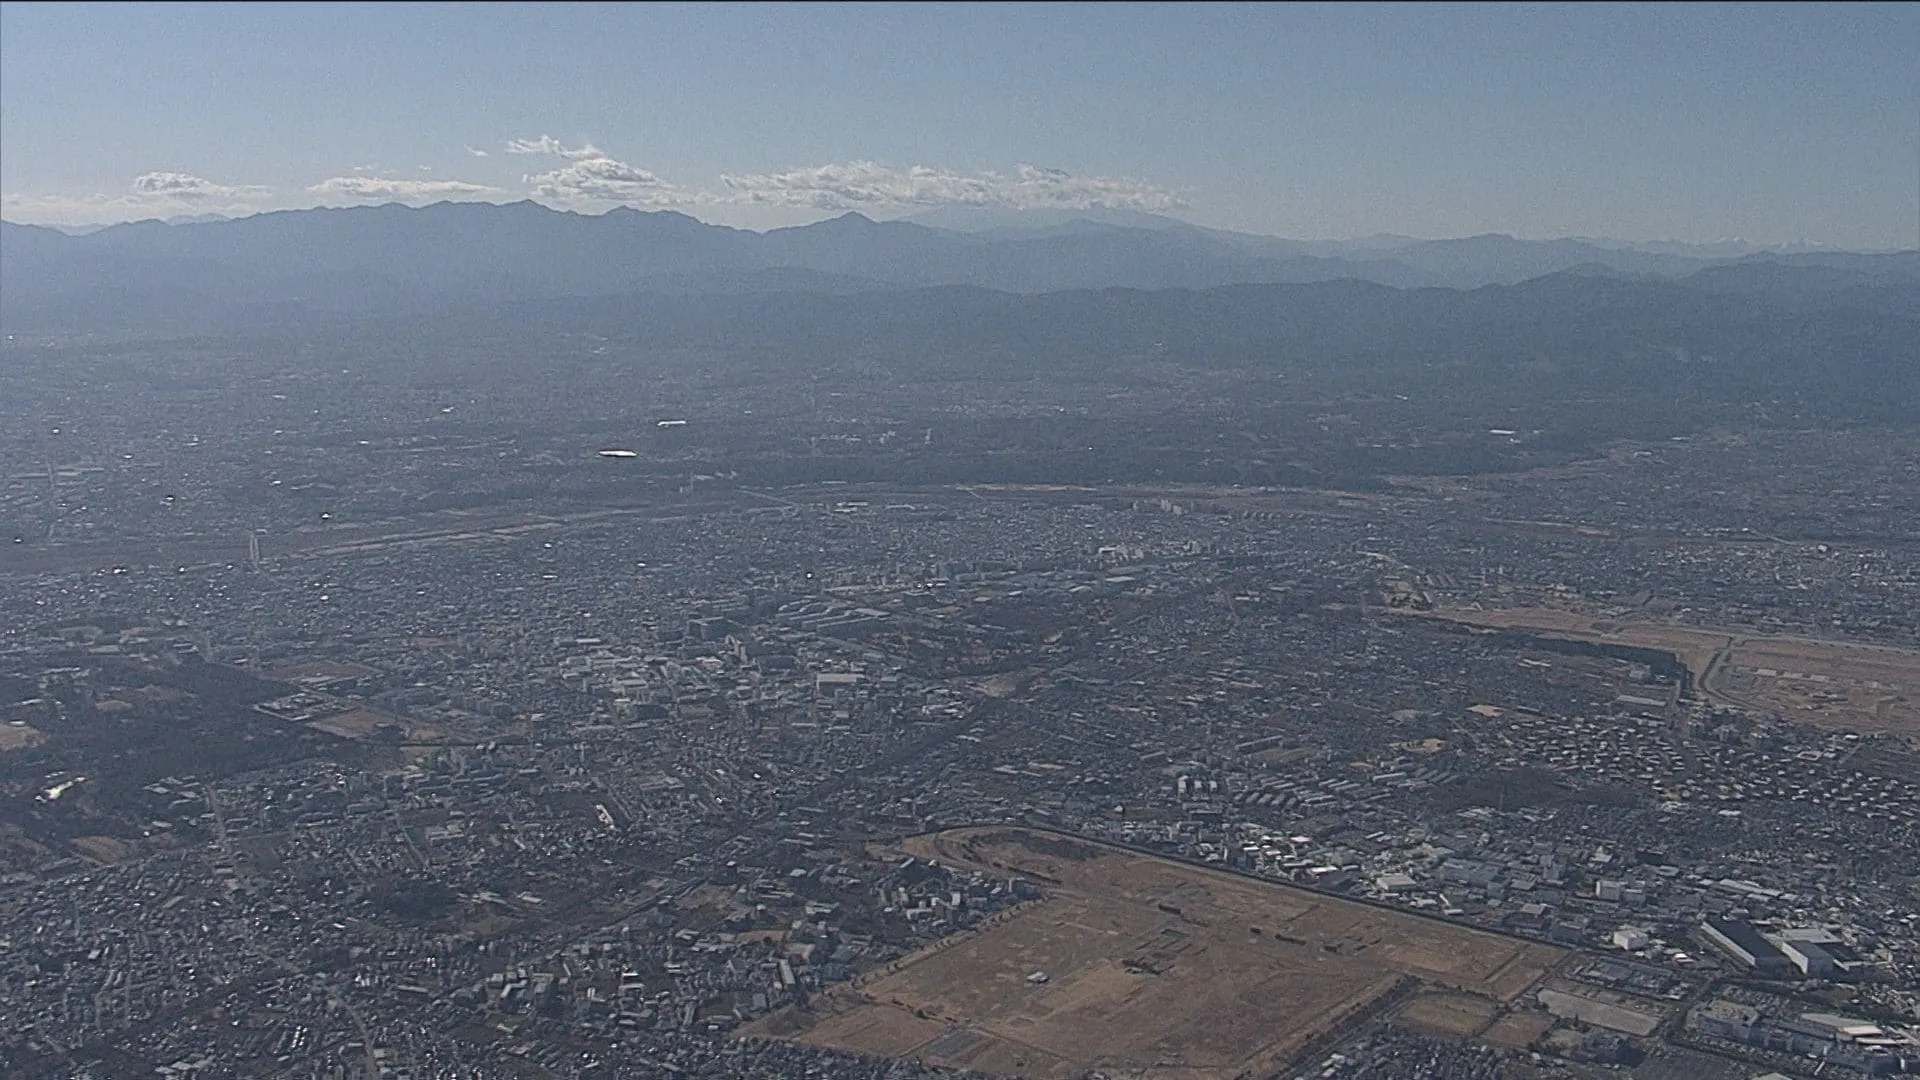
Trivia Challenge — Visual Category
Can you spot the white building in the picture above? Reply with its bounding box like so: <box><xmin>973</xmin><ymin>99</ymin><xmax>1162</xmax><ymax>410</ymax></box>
<box><xmin>1611</xmin><ymin>926</ymin><xmax>1651</xmax><ymax>951</ymax></box>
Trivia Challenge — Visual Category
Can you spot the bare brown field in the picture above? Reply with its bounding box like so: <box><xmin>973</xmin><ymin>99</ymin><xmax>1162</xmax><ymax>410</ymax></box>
<box><xmin>71</xmin><ymin>835</ymin><xmax>135</xmax><ymax>864</ymax></box>
<box><xmin>1480</xmin><ymin>1010</ymin><xmax>1555</xmax><ymax>1049</ymax></box>
<box><xmin>1417</xmin><ymin>608</ymin><xmax>1920</xmax><ymax>737</ymax></box>
<box><xmin>1413</xmin><ymin>607</ymin><xmax>1732</xmax><ymax>684</ymax></box>
<box><xmin>1393</xmin><ymin>993</ymin><xmax>1499</xmax><ymax>1038</ymax></box>
<box><xmin>306</xmin><ymin>707</ymin><xmax>399</xmax><ymax>739</ymax></box>
<box><xmin>1535</xmin><ymin>982</ymin><xmax>1666</xmax><ymax>1037</ymax></box>
<box><xmin>297</xmin><ymin>705</ymin><xmax>453</xmax><ymax>745</ymax></box>
<box><xmin>0</xmin><ymin>723</ymin><xmax>47</xmax><ymax>752</ymax></box>
<box><xmin>1714</xmin><ymin>638</ymin><xmax>1920</xmax><ymax>736</ymax></box>
<box><xmin>745</xmin><ymin>827</ymin><xmax>1564</xmax><ymax>1080</ymax></box>
<box><xmin>263</xmin><ymin>659</ymin><xmax>383</xmax><ymax>687</ymax></box>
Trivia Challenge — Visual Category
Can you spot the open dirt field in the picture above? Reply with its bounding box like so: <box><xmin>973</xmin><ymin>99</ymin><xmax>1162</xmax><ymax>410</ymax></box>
<box><xmin>1392</xmin><ymin>993</ymin><xmax>1500</xmax><ymax>1038</ymax></box>
<box><xmin>746</xmin><ymin>827</ymin><xmax>1563</xmax><ymax>1079</ymax></box>
<box><xmin>1418</xmin><ymin>608</ymin><xmax>1920</xmax><ymax>737</ymax></box>
<box><xmin>305</xmin><ymin>707</ymin><xmax>396</xmax><ymax>739</ymax></box>
<box><xmin>262</xmin><ymin>659</ymin><xmax>384</xmax><ymax>687</ymax></box>
<box><xmin>1480</xmin><ymin>1009</ymin><xmax>1555</xmax><ymax>1049</ymax></box>
<box><xmin>0</xmin><ymin>723</ymin><xmax>47</xmax><ymax>752</ymax></box>
<box><xmin>1534</xmin><ymin>981</ymin><xmax>1667</xmax><ymax>1037</ymax></box>
<box><xmin>1413</xmin><ymin>607</ymin><xmax>1733</xmax><ymax>684</ymax></box>
<box><xmin>1713</xmin><ymin>638</ymin><xmax>1920</xmax><ymax>736</ymax></box>
<box><xmin>70</xmin><ymin>835</ymin><xmax>136</xmax><ymax>864</ymax></box>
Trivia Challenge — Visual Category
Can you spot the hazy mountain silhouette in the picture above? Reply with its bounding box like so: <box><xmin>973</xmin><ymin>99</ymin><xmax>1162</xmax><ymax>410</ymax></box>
<box><xmin>4</xmin><ymin>203</ymin><xmax>1914</xmax><ymax>423</ymax></box>
<box><xmin>9</xmin><ymin>200</ymin><xmax>1910</xmax><ymax>333</ymax></box>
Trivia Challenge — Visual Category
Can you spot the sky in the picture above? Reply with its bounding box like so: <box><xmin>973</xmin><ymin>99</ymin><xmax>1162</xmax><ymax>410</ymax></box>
<box><xmin>2</xmin><ymin>2</ymin><xmax>1917</xmax><ymax>247</ymax></box>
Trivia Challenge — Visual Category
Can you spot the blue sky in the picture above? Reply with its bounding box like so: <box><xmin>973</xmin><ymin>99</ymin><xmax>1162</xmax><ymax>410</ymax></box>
<box><xmin>2</xmin><ymin>2</ymin><xmax>1916</xmax><ymax>246</ymax></box>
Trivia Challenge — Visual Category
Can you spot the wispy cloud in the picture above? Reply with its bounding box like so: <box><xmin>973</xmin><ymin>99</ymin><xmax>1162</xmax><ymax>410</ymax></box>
<box><xmin>3</xmin><ymin>152</ymin><xmax>1191</xmax><ymax>226</ymax></box>
<box><xmin>504</xmin><ymin>135</ymin><xmax>603</xmax><ymax>160</ymax></box>
<box><xmin>1001</xmin><ymin>164</ymin><xmax>1188</xmax><ymax>211</ymax></box>
<box><xmin>527</xmin><ymin>157</ymin><xmax>696</xmax><ymax>205</ymax></box>
<box><xmin>506</xmin><ymin>134</ymin><xmax>697</xmax><ymax>206</ymax></box>
<box><xmin>2</xmin><ymin>172</ymin><xmax>279</xmax><ymax>225</ymax></box>
<box><xmin>504</xmin><ymin>140</ymin><xmax>1182</xmax><ymax>213</ymax></box>
<box><xmin>130</xmin><ymin>171</ymin><xmax>269</xmax><ymax>201</ymax></box>
<box><xmin>718</xmin><ymin>161</ymin><xmax>1185</xmax><ymax>212</ymax></box>
<box><xmin>0</xmin><ymin>192</ymin><xmax>155</xmax><ymax>226</ymax></box>
<box><xmin>308</xmin><ymin>176</ymin><xmax>501</xmax><ymax>201</ymax></box>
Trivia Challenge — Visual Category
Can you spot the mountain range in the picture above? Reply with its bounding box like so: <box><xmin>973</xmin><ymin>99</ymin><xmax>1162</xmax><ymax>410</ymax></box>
<box><xmin>5</xmin><ymin>200</ymin><xmax>1914</xmax><ymax>335</ymax></box>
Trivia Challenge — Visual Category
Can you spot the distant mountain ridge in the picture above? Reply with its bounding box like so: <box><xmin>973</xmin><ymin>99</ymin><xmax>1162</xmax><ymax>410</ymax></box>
<box><xmin>5</xmin><ymin>200</ymin><xmax>1913</xmax><ymax>334</ymax></box>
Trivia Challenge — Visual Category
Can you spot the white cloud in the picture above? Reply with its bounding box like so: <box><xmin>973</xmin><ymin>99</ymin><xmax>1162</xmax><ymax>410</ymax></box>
<box><xmin>0</xmin><ymin>192</ymin><xmax>143</xmax><ymax>226</ymax></box>
<box><xmin>526</xmin><ymin>157</ymin><xmax>694</xmax><ymax>205</ymax></box>
<box><xmin>718</xmin><ymin>161</ymin><xmax>1185</xmax><ymax>212</ymax></box>
<box><xmin>2</xmin><ymin>172</ymin><xmax>280</xmax><ymax>225</ymax></box>
<box><xmin>501</xmin><ymin>135</ymin><xmax>697</xmax><ymax>206</ymax></box>
<box><xmin>308</xmin><ymin>176</ymin><xmax>501</xmax><ymax>202</ymax></box>
<box><xmin>130</xmin><ymin>171</ymin><xmax>268</xmax><ymax>200</ymax></box>
<box><xmin>504</xmin><ymin>135</ymin><xmax>603</xmax><ymax>160</ymax></box>
<box><xmin>720</xmin><ymin>161</ymin><xmax>989</xmax><ymax>210</ymax></box>
<box><xmin>4</xmin><ymin>154</ymin><xmax>1189</xmax><ymax>227</ymax></box>
<box><xmin>1002</xmin><ymin>164</ymin><xmax>1187</xmax><ymax>211</ymax></box>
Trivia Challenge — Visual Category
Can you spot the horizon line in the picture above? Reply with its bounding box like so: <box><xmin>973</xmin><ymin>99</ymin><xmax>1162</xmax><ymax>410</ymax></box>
<box><xmin>2</xmin><ymin>200</ymin><xmax>1907</xmax><ymax>254</ymax></box>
